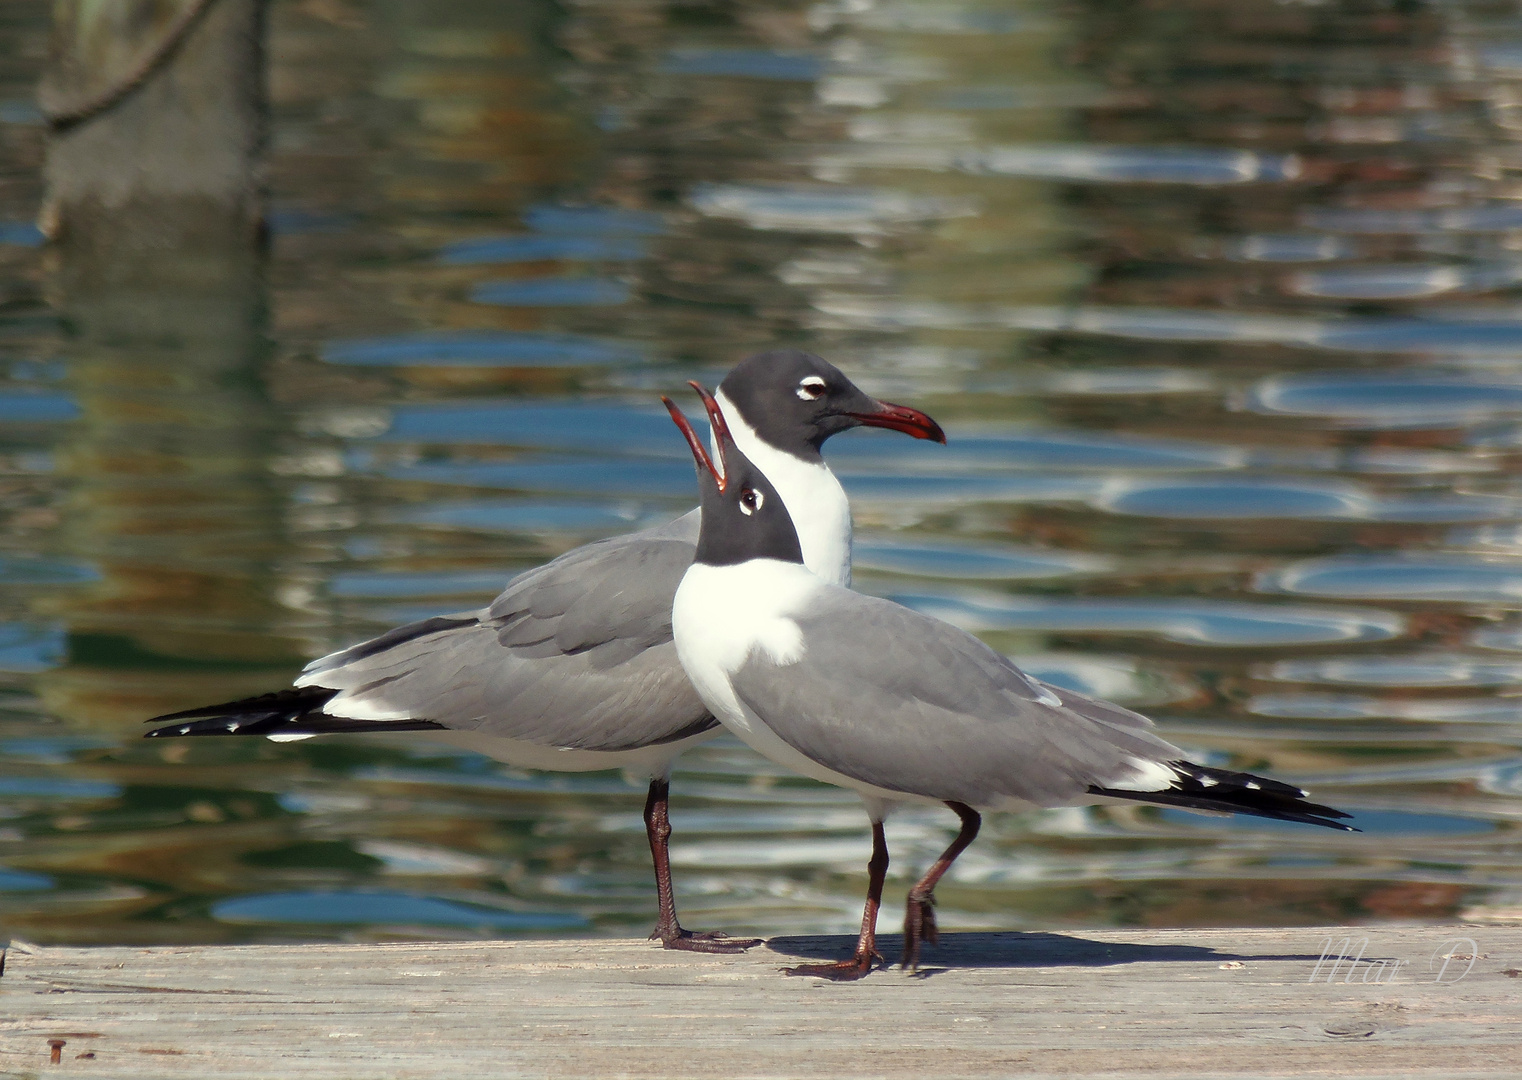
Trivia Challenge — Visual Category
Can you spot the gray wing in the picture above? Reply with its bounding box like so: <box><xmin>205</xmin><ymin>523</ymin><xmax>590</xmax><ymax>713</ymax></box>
<box><xmin>729</xmin><ymin>588</ymin><xmax>1182</xmax><ymax>807</ymax></box>
<box><xmin>297</xmin><ymin>510</ymin><xmax>716</xmax><ymax>751</ymax></box>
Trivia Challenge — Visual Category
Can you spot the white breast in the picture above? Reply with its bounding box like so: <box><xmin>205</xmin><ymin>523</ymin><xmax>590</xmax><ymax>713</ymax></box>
<box><xmin>672</xmin><ymin>560</ymin><xmax>817</xmax><ymax>680</ymax></box>
<box><xmin>673</xmin><ymin>560</ymin><xmax>814</xmax><ymax>733</ymax></box>
<box><xmin>715</xmin><ymin>389</ymin><xmax>852</xmax><ymax>587</ymax></box>
<box><xmin>672</xmin><ymin>558</ymin><xmax>926</xmax><ymax>816</ymax></box>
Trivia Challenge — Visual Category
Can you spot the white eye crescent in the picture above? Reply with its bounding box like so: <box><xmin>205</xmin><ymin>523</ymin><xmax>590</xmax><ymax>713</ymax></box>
<box><xmin>796</xmin><ymin>376</ymin><xmax>827</xmax><ymax>401</ymax></box>
<box><xmin>738</xmin><ymin>488</ymin><xmax>764</xmax><ymax>515</ymax></box>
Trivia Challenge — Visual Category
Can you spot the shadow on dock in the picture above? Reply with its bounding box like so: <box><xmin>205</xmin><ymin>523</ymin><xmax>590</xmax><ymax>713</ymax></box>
<box><xmin>766</xmin><ymin>931</ymin><xmax>1323</xmax><ymax>971</ymax></box>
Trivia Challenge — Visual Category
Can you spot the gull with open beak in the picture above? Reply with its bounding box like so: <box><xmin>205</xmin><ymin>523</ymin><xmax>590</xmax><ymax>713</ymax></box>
<box><xmin>666</xmin><ymin>385</ymin><xmax>1355</xmax><ymax>981</ymax></box>
<box><xmin>145</xmin><ymin>350</ymin><xmax>944</xmax><ymax>952</ymax></box>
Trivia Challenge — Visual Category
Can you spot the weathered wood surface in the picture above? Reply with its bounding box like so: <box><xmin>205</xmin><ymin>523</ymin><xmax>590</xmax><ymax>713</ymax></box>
<box><xmin>2</xmin><ymin>926</ymin><xmax>1519</xmax><ymax>1078</ymax></box>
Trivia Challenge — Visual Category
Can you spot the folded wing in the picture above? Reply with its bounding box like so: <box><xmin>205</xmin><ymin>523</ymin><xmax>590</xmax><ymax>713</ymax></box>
<box><xmin>151</xmin><ymin>512</ymin><xmax>716</xmax><ymax>752</ymax></box>
<box><xmin>729</xmin><ymin>588</ymin><xmax>1352</xmax><ymax>828</ymax></box>
<box><xmin>728</xmin><ymin>588</ymin><xmax>1181</xmax><ymax>807</ymax></box>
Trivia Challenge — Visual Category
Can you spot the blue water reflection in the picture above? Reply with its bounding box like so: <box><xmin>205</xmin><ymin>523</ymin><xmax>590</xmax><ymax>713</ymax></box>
<box><xmin>1220</xmin><ymin>234</ymin><xmax>1359</xmax><ymax>262</ymax></box>
<box><xmin>0</xmin><ymin>393</ymin><xmax>78</xmax><ymax>422</ymax></box>
<box><xmin>894</xmin><ymin>593</ymin><xmax>1402</xmax><ymax>647</ymax></box>
<box><xmin>386</xmin><ymin>499</ymin><xmax>654</xmax><ymax>534</ymax></box>
<box><xmin>1303</xmin><ymin>204</ymin><xmax>1522</xmax><ymax>233</ymax></box>
<box><xmin>372</xmin><ymin>457</ymin><xmax>696</xmax><ymax>498</ymax></box>
<box><xmin>439</xmin><ymin>235</ymin><xmax>648</xmax><ymax>264</ymax></box>
<box><xmin>0</xmin><ymin>221</ymin><xmax>44</xmax><ymax>247</ymax></box>
<box><xmin>350</xmin><ymin>765</ymin><xmax>641</xmax><ymax>797</ymax></box>
<box><xmin>328</xmin><ymin>571</ymin><xmax>511</xmax><ymax>600</ymax></box>
<box><xmin>322</xmin><ymin>332</ymin><xmax>643</xmax><ymax>367</ymax></box>
<box><xmin>0</xmin><ymin>558</ymin><xmax>98</xmax><ymax>586</ymax></box>
<box><xmin>1290</xmin><ymin>263</ymin><xmax>1522</xmax><ymax>300</ymax></box>
<box><xmin>0</xmin><ymin>736</ymin><xmax>116</xmax><ymax>763</ymax></box>
<box><xmin>0</xmin><ymin>624</ymin><xmax>66</xmax><ymax>673</ymax></box>
<box><xmin>0</xmin><ymin>776</ymin><xmax>122</xmax><ymax>799</ymax></box>
<box><xmin>1096</xmin><ymin>479</ymin><xmax>1368</xmax><ymax>520</ymax></box>
<box><xmin>0</xmin><ymin>867</ymin><xmax>54</xmax><ymax>891</ymax></box>
<box><xmin>1250</xmin><ymin>374</ymin><xmax>1522</xmax><ymax>427</ymax></box>
<box><xmin>821</xmin><ymin>299</ymin><xmax>1522</xmax><ymax>359</ymax></box>
<box><xmin>10</xmin><ymin>0</ymin><xmax>1522</xmax><ymax>944</ymax></box>
<box><xmin>826</xmin><ymin>428</ymin><xmax>1241</xmax><ymax>471</ymax></box>
<box><xmin>523</xmin><ymin>206</ymin><xmax>665</xmax><ymax>236</ymax></box>
<box><xmin>266</xmin><ymin>207</ymin><xmax>354</xmax><ymax>236</ymax></box>
<box><xmin>1248</xmin><ymin>694</ymin><xmax>1522</xmax><ymax>723</ymax></box>
<box><xmin>1261</xmin><ymin>556</ymin><xmax>1522</xmax><ymax>603</ymax></box>
<box><xmin>1265</xmin><ymin>655</ymin><xmax>1522</xmax><ymax>688</ymax></box>
<box><xmin>1159</xmin><ymin>808</ymin><xmax>1490</xmax><ymax>836</ymax></box>
<box><xmin>855</xmin><ymin>539</ymin><xmax>1109</xmax><ymax>580</ymax></box>
<box><xmin>380</xmin><ymin>402</ymin><xmax>685</xmax><ymax>451</ymax></box>
<box><xmin>469</xmin><ymin>278</ymin><xmax>630</xmax><ymax>306</ymax></box>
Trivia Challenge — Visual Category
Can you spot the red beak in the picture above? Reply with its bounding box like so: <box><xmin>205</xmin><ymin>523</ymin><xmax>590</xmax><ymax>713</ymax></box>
<box><xmin>687</xmin><ymin>381</ymin><xmax>732</xmax><ymax>442</ymax></box>
<box><xmin>844</xmin><ymin>400</ymin><xmax>946</xmax><ymax>443</ymax></box>
<box><xmin>661</xmin><ymin>385</ymin><xmax>730</xmax><ymax>491</ymax></box>
<box><xmin>688</xmin><ymin>380</ymin><xmax>737</xmax><ymax>485</ymax></box>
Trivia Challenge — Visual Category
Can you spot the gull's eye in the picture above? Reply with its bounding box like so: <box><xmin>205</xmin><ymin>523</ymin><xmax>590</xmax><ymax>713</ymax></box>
<box><xmin>796</xmin><ymin>376</ymin><xmax>827</xmax><ymax>401</ymax></box>
<box><xmin>738</xmin><ymin>488</ymin><xmax>764</xmax><ymax>516</ymax></box>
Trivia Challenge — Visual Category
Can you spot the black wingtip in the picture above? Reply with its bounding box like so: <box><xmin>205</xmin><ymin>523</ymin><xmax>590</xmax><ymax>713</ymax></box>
<box><xmin>145</xmin><ymin>688</ymin><xmax>335</xmax><ymax>724</ymax></box>
<box><xmin>144</xmin><ymin>712</ymin><xmax>449</xmax><ymax>739</ymax></box>
<box><xmin>1089</xmin><ymin>760</ymin><xmax>1359</xmax><ymax>832</ymax></box>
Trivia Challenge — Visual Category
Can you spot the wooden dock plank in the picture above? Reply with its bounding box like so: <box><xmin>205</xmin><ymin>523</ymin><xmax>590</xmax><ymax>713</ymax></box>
<box><xmin>2</xmin><ymin>926</ymin><xmax>1520</xmax><ymax>1078</ymax></box>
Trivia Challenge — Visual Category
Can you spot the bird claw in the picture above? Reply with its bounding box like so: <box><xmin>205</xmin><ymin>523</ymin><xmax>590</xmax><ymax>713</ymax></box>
<box><xmin>652</xmin><ymin>926</ymin><xmax>763</xmax><ymax>954</ymax></box>
<box><xmin>901</xmin><ymin>892</ymin><xmax>939</xmax><ymax>971</ymax></box>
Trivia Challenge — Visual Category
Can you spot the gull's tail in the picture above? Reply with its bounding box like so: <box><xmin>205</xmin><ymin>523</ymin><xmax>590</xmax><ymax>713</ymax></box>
<box><xmin>1089</xmin><ymin>761</ymin><xmax>1357</xmax><ymax>831</ymax></box>
<box><xmin>144</xmin><ymin>687</ymin><xmax>445</xmax><ymax>741</ymax></box>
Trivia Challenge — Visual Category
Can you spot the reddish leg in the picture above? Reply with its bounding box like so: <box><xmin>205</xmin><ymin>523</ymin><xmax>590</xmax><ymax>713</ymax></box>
<box><xmin>645</xmin><ymin>778</ymin><xmax>761</xmax><ymax>953</ymax></box>
<box><xmin>902</xmin><ymin>801</ymin><xmax>981</xmax><ymax>971</ymax></box>
<box><xmin>784</xmin><ymin>820</ymin><xmax>889</xmax><ymax>981</ymax></box>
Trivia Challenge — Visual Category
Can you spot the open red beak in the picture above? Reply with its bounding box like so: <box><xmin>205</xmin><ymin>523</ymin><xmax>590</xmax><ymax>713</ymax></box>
<box><xmin>661</xmin><ymin>382</ymin><xmax>733</xmax><ymax>491</ymax></box>
<box><xmin>844</xmin><ymin>400</ymin><xmax>946</xmax><ymax>443</ymax></box>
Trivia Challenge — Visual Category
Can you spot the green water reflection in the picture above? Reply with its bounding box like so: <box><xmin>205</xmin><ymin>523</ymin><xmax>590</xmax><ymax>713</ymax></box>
<box><xmin>2</xmin><ymin>0</ymin><xmax>1522</xmax><ymax>944</ymax></box>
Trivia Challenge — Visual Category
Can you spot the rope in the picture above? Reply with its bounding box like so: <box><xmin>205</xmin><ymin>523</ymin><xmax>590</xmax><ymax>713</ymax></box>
<box><xmin>41</xmin><ymin>0</ymin><xmax>222</xmax><ymax>130</ymax></box>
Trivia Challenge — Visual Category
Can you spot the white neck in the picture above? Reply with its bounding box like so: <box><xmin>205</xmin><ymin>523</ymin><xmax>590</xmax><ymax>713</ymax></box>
<box><xmin>714</xmin><ymin>388</ymin><xmax>852</xmax><ymax>587</ymax></box>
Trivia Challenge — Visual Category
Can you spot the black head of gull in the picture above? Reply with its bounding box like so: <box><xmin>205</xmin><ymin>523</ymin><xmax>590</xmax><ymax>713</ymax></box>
<box><xmin>140</xmin><ymin>353</ymin><xmax>945</xmax><ymax>963</ymax></box>
<box><xmin>665</xmin><ymin>381</ymin><xmax>1355</xmax><ymax>983</ymax></box>
<box><xmin>705</xmin><ymin>351</ymin><xmax>943</xmax><ymax>590</ymax></box>
<box><xmin>663</xmin><ymin>383</ymin><xmax>805</xmax><ymax>570</ymax></box>
<box><xmin>716</xmin><ymin>349</ymin><xmax>944</xmax><ymax>462</ymax></box>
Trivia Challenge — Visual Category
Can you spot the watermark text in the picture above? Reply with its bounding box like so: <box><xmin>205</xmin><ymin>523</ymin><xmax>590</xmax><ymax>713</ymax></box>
<box><xmin>1306</xmin><ymin>935</ymin><xmax>1480</xmax><ymax>985</ymax></box>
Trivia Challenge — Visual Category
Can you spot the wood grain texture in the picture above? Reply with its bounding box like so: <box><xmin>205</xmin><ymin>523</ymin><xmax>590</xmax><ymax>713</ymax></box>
<box><xmin>2</xmin><ymin>927</ymin><xmax>1520</xmax><ymax>1078</ymax></box>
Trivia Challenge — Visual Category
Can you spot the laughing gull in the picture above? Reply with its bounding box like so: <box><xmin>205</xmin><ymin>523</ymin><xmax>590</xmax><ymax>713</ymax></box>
<box><xmin>665</xmin><ymin>385</ymin><xmax>1354</xmax><ymax>980</ymax></box>
<box><xmin>144</xmin><ymin>350</ymin><xmax>944</xmax><ymax>951</ymax></box>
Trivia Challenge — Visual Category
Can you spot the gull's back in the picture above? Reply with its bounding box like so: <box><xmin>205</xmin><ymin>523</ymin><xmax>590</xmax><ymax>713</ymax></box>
<box><xmin>726</xmin><ymin>583</ymin><xmax>1181</xmax><ymax>808</ymax></box>
<box><xmin>299</xmin><ymin>509</ymin><xmax>716</xmax><ymax>752</ymax></box>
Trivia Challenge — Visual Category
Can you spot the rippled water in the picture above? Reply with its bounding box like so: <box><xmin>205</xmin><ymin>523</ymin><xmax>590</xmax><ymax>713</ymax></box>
<box><xmin>3</xmin><ymin>0</ymin><xmax>1522</xmax><ymax>945</ymax></box>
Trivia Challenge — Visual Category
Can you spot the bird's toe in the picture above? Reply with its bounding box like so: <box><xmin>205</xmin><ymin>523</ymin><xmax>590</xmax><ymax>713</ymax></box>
<box><xmin>655</xmin><ymin>927</ymin><xmax>763</xmax><ymax>954</ymax></box>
